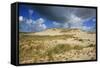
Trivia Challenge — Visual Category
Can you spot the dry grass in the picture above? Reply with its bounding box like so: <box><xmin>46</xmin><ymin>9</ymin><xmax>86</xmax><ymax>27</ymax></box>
<box><xmin>19</xmin><ymin>32</ymin><xmax>96</xmax><ymax>64</ymax></box>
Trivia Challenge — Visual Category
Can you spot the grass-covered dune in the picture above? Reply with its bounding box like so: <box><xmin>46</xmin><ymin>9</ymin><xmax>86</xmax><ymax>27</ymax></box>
<box><xmin>19</xmin><ymin>29</ymin><xmax>96</xmax><ymax>64</ymax></box>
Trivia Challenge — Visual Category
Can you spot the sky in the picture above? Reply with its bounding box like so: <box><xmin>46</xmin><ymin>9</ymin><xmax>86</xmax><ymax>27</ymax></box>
<box><xmin>19</xmin><ymin>4</ymin><xmax>96</xmax><ymax>32</ymax></box>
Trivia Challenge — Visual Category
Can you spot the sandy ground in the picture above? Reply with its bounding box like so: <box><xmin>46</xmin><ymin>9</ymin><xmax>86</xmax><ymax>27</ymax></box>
<box><xmin>19</xmin><ymin>28</ymin><xmax>96</xmax><ymax>64</ymax></box>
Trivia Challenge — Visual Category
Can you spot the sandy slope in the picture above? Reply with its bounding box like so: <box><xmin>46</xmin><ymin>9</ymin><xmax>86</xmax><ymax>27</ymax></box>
<box><xmin>24</xmin><ymin>28</ymin><xmax>96</xmax><ymax>47</ymax></box>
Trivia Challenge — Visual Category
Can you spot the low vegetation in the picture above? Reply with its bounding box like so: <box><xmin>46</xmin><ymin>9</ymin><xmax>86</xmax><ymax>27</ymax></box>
<box><xmin>19</xmin><ymin>32</ymin><xmax>96</xmax><ymax>64</ymax></box>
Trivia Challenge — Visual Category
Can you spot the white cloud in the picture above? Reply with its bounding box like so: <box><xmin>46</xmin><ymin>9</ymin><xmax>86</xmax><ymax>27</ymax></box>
<box><xmin>35</xmin><ymin>18</ymin><xmax>44</xmax><ymax>24</ymax></box>
<box><xmin>82</xmin><ymin>26</ymin><xmax>90</xmax><ymax>30</ymax></box>
<box><xmin>19</xmin><ymin>16</ymin><xmax>24</xmax><ymax>22</ymax></box>
<box><xmin>53</xmin><ymin>14</ymin><xmax>83</xmax><ymax>29</ymax></box>
<box><xmin>42</xmin><ymin>24</ymin><xmax>47</xmax><ymax>29</ymax></box>
<box><xmin>69</xmin><ymin>14</ymin><xmax>82</xmax><ymax>24</ymax></box>
<box><xmin>70</xmin><ymin>22</ymin><xmax>82</xmax><ymax>29</ymax></box>
<box><xmin>29</xmin><ymin>9</ymin><xmax>34</xmax><ymax>15</ymax></box>
<box><xmin>63</xmin><ymin>23</ymin><xmax>69</xmax><ymax>28</ymax></box>
<box><xmin>32</xmin><ymin>18</ymin><xmax>46</xmax><ymax>31</ymax></box>
<box><xmin>53</xmin><ymin>21</ymin><xmax>69</xmax><ymax>28</ymax></box>
<box><xmin>26</xmin><ymin>19</ymin><xmax>33</xmax><ymax>24</ymax></box>
<box><xmin>52</xmin><ymin>14</ymin><xmax>96</xmax><ymax>32</ymax></box>
<box><xmin>81</xmin><ymin>26</ymin><xmax>96</xmax><ymax>32</ymax></box>
<box><xmin>53</xmin><ymin>21</ymin><xmax>61</xmax><ymax>27</ymax></box>
<box><xmin>19</xmin><ymin>15</ymin><xmax>47</xmax><ymax>32</ymax></box>
<box><xmin>52</xmin><ymin>12</ymin><xmax>96</xmax><ymax>32</ymax></box>
<box><xmin>81</xmin><ymin>26</ymin><xmax>92</xmax><ymax>31</ymax></box>
<box><xmin>68</xmin><ymin>14</ymin><xmax>83</xmax><ymax>28</ymax></box>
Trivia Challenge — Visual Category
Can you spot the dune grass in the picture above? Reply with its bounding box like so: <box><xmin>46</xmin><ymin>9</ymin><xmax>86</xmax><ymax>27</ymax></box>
<box><xmin>19</xmin><ymin>33</ymin><xmax>95</xmax><ymax>64</ymax></box>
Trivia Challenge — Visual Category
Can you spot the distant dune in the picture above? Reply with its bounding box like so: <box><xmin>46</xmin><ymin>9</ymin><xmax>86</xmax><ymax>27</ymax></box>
<box><xmin>21</xmin><ymin>28</ymin><xmax>96</xmax><ymax>46</ymax></box>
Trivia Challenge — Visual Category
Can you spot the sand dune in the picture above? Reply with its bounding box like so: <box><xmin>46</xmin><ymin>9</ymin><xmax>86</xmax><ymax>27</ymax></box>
<box><xmin>19</xmin><ymin>28</ymin><xmax>96</xmax><ymax>64</ymax></box>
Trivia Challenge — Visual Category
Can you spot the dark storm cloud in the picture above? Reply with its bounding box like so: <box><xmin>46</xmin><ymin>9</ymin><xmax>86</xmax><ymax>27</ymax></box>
<box><xmin>32</xmin><ymin>6</ymin><xmax>73</xmax><ymax>22</ymax></box>
<box><xmin>74</xmin><ymin>8</ymin><xmax>96</xmax><ymax>19</ymax></box>
<box><xmin>32</xmin><ymin>5</ymin><xmax>96</xmax><ymax>23</ymax></box>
